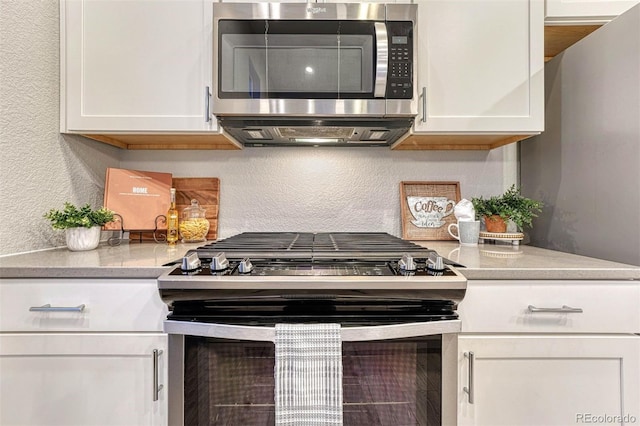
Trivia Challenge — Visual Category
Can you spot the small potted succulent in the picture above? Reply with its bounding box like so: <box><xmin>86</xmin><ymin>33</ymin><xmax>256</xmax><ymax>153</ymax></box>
<box><xmin>44</xmin><ymin>203</ymin><xmax>115</xmax><ymax>251</ymax></box>
<box><xmin>471</xmin><ymin>185</ymin><xmax>543</xmax><ymax>233</ymax></box>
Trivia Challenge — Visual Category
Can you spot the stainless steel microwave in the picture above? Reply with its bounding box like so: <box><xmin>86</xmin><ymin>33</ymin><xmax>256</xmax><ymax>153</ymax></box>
<box><xmin>212</xmin><ymin>2</ymin><xmax>418</xmax><ymax>123</ymax></box>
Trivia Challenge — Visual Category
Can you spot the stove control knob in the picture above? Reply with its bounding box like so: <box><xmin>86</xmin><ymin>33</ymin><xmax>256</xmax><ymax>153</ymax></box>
<box><xmin>180</xmin><ymin>251</ymin><xmax>201</xmax><ymax>271</ymax></box>
<box><xmin>210</xmin><ymin>252</ymin><xmax>229</xmax><ymax>272</ymax></box>
<box><xmin>427</xmin><ymin>255</ymin><xmax>446</xmax><ymax>275</ymax></box>
<box><xmin>238</xmin><ymin>258</ymin><xmax>253</xmax><ymax>274</ymax></box>
<box><xmin>398</xmin><ymin>253</ymin><xmax>417</xmax><ymax>271</ymax></box>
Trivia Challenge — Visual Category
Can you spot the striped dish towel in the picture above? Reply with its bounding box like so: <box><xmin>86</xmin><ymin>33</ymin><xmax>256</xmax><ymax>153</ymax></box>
<box><xmin>274</xmin><ymin>323</ymin><xmax>343</xmax><ymax>426</ymax></box>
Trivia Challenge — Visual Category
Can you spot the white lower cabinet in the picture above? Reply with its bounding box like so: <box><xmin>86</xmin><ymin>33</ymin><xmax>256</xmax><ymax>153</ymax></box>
<box><xmin>0</xmin><ymin>333</ymin><xmax>168</xmax><ymax>426</ymax></box>
<box><xmin>456</xmin><ymin>279</ymin><xmax>640</xmax><ymax>425</ymax></box>
<box><xmin>457</xmin><ymin>334</ymin><xmax>640</xmax><ymax>426</ymax></box>
<box><xmin>0</xmin><ymin>278</ymin><xmax>169</xmax><ymax>425</ymax></box>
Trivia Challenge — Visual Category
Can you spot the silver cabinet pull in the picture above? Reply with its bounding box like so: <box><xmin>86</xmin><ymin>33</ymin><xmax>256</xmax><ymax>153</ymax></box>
<box><xmin>29</xmin><ymin>304</ymin><xmax>85</xmax><ymax>313</ymax></box>
<box><xmin>204</xmin><ymin>86</ymin><xmax>211</xmax><ymax>123</ymax></box>
<box><xmin>153</xmin><ymin>349</ymin><xmax>164</xmax><ymax>402</ymax></box>
<box><xmin>463</xmin><ymin>351</ymin><xmax>474</xmax><ymax>404</ymax></box>
<box><xmin>421</xmin><ymin>86</ymin><xmax>427</xmax><ymax>122</ymax></box>
<box><xmin>528</xmin><ymin>305</ymin><xmax>584</xmax><ymax>313</ymax></box>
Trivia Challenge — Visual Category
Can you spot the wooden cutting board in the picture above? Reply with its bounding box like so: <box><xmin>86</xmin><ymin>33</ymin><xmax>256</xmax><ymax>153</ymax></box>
<box><xmin>173</xmin><ymin>177</ymin><xmax>219</xmax><ymax>241</ymax></box>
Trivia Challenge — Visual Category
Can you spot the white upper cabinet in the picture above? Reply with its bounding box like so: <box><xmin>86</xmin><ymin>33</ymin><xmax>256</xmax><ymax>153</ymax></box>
<box><xmin>412</xmin><ymin>0</ymin><xmax>544</xmax><ymax>134</ymax></box>
<box><xmin>546</xmin><ymin>0</ymin><xmax>640</xmax><ymax>24</ymax></box>
<box><xmin>60</xmin><ymin>0</ymin><xmax>216</xmax><ymax>133</ymax></box>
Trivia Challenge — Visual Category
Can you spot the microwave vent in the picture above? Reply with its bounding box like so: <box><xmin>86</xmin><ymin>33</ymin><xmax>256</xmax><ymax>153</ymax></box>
<box><xmin>217</xmin><ymin>117</ymin><xmax>414</xmax><ymax>147</ymax></box>
<box><xmin>364</xmin><ymin>130</ymin><xmax>389</xmax><ymax>140</ymax></box>
<box><xmin>242</xmin><ymin>129</ymin><xmax>272</xmax><ymax>140</ymax></box>
<box><xmin>276</xmin><ymin>127</ymin><xmax>355</xmax><ymax>139</ymax></box>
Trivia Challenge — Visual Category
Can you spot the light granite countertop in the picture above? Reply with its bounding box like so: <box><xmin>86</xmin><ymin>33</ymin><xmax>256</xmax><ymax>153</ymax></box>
<box><xmin>0</xmin><ymin>242</ymin><xmax>202</xmax><ymax>279</ymax></box>
<box><xmin>423</xmin><ymin>241</ymin><xmax>640</xmax><ymax>280</ymax></box>
<box><xmin>0</xmin><ymin>240</ymin><xmax>639</xmax><ymax>281</ymax></box>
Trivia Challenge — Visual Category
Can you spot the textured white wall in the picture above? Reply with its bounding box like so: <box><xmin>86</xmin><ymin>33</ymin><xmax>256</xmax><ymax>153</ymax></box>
<box><xmin>0</xmin><ymin>0</ymin><xmax>515</xmax><ymax>256</ymax></box>
<box><xmin>0</xmin><ymin>0</ymin><xmax>121</xmax><ymax>256</ymax></box>
<box><xmin>122</xmin><ymin>147</ymin><xmax>514</xmax><ymax>240</ymax></box>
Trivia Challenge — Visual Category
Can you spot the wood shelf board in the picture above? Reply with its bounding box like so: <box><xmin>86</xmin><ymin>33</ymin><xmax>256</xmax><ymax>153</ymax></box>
<box><xmin>81</xmin><ymin>133</ymin><xmax>243</xmax><ymax>150</ymax></box>
<box><xmin>392</xmin><ymin>134</ymin><xmax>536</xmax><ymax>150</ymax></box>
<box><xmin>544</xmin><ymin>24</ymin><xmax>602</xmax><ymax>61</ymax></box>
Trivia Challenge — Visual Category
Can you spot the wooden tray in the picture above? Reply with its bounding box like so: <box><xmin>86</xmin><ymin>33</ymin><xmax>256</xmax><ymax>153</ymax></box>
<box><xmin>479</xmin><ymin>231</ymin><xmax>524</xmax><ymax>246</ymax></box>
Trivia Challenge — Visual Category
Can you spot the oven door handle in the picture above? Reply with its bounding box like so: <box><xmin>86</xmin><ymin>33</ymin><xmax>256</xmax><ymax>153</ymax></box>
<box><xmin>374</xmin><ymin>22</ymin><xmax>388</xmax><ymax>98</ymax></box>
<box><xmin>164</xmin><ymin>319</ymin><xmax>461</xmax><ymax>342</ymax></box>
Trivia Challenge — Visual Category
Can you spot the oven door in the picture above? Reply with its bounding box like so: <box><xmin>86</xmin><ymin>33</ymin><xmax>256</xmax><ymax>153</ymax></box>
<box><xmin>165</xmin><ymin>319</ymin><xmax>460</xmax><ymax>426</ymax></box>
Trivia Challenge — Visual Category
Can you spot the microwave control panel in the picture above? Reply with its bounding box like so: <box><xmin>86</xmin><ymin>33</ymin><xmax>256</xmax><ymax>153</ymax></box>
<box><xmin>386</xmin><ymin>21</ymin><xmax>414</xmax><ymax>99</ymax></box>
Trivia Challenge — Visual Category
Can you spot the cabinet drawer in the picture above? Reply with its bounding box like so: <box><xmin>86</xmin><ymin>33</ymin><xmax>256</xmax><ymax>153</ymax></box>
<box><xmin>0</xmin><ymin>279</ymin><xmax>167</xmax><ymax>332</ymax></box>
<box><xmin>458</xmin><ymin>280</ymin><xmax>640</xmax><ymax>333</ymax></box>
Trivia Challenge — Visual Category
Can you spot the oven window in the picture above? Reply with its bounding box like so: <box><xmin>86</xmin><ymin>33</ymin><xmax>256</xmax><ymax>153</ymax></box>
<box><xmin>184</xmin><ymin>336</ymin><xmax>442</xmax><ymax>425</ymax></box>
<box><xmin>218</xmin><ymin>20</ymin><xmax>375</xmax><ymax>99</ymax></box>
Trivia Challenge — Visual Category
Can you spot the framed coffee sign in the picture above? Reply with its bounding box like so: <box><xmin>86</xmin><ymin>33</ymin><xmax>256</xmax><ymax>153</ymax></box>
<box><xmin>400</xmin><ymin>181</ymin><xmax>461</xmax><ymax>240</ymax></box>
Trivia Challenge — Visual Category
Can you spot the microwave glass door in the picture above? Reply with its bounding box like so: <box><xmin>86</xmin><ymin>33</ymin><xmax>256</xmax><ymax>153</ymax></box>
<box><xmin>218</xmin><ymin>21</ymin><xmax>375</xmax><ymax>99</ymax></box>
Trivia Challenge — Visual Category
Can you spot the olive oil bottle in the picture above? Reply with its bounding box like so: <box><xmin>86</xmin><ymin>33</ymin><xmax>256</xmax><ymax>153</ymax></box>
<box><xmin>167</xmin><ymin>188</ymin><xmax>179</xmax><ymax>245</ymax></box>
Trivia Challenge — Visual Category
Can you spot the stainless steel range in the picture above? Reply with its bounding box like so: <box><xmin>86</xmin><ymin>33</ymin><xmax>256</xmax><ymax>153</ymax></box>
<box><xmin>158</xmin><ymin>232</ymin><xmax>467</xmax><ymax>426</ymax></box>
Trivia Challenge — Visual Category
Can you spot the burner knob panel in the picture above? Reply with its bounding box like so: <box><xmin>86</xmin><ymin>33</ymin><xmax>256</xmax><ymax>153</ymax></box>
<box><xmin>238</xmin><ymin>258</ymin><xmax>253</xmax><ymax>274</ymax></box>
<box><xmin>398</xmin><ymin>253</ymin><xmax>417</xmax><ymax>271</ymax></box>
<box><xmin>210</xmin><ymin>252</ymin><xmax>229</xmax><ymax>272</ymax></box>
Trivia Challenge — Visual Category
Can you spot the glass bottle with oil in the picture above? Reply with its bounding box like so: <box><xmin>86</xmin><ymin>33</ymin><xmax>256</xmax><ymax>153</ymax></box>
<box><xmin>166</xmin><ymin>188</ymin><xmax>179</xmax><ymax>245</ymax></box>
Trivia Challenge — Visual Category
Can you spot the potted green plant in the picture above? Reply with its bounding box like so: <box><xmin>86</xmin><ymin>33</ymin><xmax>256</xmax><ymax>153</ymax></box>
<box><xmin>471</xmin><ymin>185</ymin><xmax>543</xmax><ymax>233</ymax></box>
<box><xmin>44</xmin><ymin>203</ymin><xmax>115</xmax><ymax>251</ymax></box>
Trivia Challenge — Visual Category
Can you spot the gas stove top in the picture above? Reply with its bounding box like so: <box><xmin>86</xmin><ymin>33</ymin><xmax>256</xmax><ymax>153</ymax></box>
<box><xmin>192</xmin><ymin>231</ymin><xmax>446</xmax><ymax>260</ymax></box>
<box><xmin>158</xmin><ymin>232</ymin><xmax>466</xmax><ymax>303</ymax></box>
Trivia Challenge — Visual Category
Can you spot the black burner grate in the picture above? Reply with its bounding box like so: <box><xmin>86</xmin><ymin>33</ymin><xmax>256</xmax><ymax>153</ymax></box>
<box><xmin>195</xmin><ymin>232</ymin><xmax>435</xmax><ymax>260</ymax></box>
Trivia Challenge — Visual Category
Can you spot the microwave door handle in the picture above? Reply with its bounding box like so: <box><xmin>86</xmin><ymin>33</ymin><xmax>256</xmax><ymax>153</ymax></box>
<box><xmin>374</xmin><ymin>22</ymin><xmax>388</xmax><ymax>98</ymax></box>
<box><xmin>164</xmin><ymin>319</ymin><xmax>461</xmax><ymax>342</ymax></box>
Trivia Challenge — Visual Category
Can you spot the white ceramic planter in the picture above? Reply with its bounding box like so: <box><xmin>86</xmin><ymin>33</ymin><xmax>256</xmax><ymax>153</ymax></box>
<box><xmin>65</xmin><ymin>226</ymin><xmax>101</xmax><ymax>251</ymax></box>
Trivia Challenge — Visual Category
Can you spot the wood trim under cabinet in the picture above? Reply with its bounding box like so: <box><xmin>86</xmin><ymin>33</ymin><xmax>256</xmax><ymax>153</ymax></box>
<box><xmin>391</xmin><ymin>134</ymin><xmax>536</xmax><ymax>151</ymax></box>
<box><xmin>80</xmin><ymin>133</ymin><xmax>243</xmax><ymax>150</ymax></box>
<box><xmin>544</xmin><ymin>24</ymin><xmax>602</xmax><ymax>61</ymax></box>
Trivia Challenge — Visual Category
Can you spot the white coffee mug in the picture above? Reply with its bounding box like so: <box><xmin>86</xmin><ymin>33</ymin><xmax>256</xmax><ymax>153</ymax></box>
<box><xmin>448</xmin><ymin>220</ymin><xmax>480</xmax><ymax>245</ymax></box>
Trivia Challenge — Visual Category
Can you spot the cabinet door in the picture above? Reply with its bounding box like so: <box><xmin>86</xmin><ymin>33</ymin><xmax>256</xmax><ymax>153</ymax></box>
<box><xmin>458</xmin><ymin>335</ymin><xmax>640</xmax><ymax>426</ymax></box>
<box><xmin>61</xmin><ymin>0</ymin><xmax>216</xmax><ymax>132</ymax></box>
<box><xmin>546</xmin><ymin>0</ymin><xmax>639</xmax><ymax>24</ymax></box>
<box><xmin>413</xmin><ymin>0</ymin><xmax>544</xmax><ymax>133</ymax></box>
<box><xmin>0</xmin><ymin>333</ymin><xmax>168</xmax><ymax>426</ymax></box>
